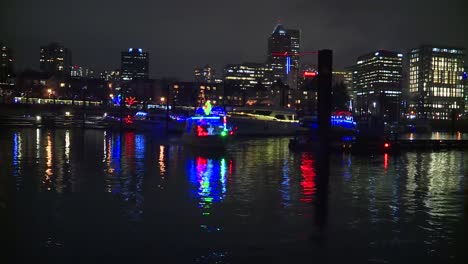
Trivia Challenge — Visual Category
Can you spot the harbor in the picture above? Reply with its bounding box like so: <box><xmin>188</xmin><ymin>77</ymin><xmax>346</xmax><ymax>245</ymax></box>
<box><xmin>2</xmin><ymin>128</ymin><xmax>467</xmax><ymax>263</ymax></box>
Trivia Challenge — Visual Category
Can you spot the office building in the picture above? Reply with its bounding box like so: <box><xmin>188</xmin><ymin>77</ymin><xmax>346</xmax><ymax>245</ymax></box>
<box><xmin>267</xmin><ymin>24</ymin><xmax>300</xmax><ymax>88</ymax></box>
<box><xmin>0</xmin><ymin>44</ymin><xmax>14</xmax><ymax>84</ymax></box>
<box><xmin>333</xmin><ymin>70</ymin><xmax>354</xmax><ymax>100</ymax></box>
<box><xmin>121</xmin><ymin>48</ymin><xmax>149</xmax><ymax>81</ymax></box>
<box><xmin>40</xmin><ymin>42</ymin><xmax>72</xmax><ymax>75</ymax></box>
<box><xmin>353</xmin><ymin>50</ymin><xmax>403</xmax><ymax>121</ymax></box>
<box><xmin>70</xmin><ymin>65</ymin><xmax>96</xmax><ymax>79</ymax></box>
<box><xmin>224</xmin><ymin>63</ymin><xmax>273</xmax><ymax>95</ymax></box>
<box><xmin>171</xmin><ymin>82</ymin><xmax>223</xmax><ymax>107</ymax></box>
<box><xmin>463</xmin><ymin>67</ymin><xmax>467</xmax><ymax>113</ymax></box>
<box><xmin>408</xmin><ymin>45</ymin><xmax>465</xmax><ymax>119</ymax></box>
<box><xmin>194</xmin><ymin>65</ymin><xmax>217</xmax><ymax>83</ymax></box>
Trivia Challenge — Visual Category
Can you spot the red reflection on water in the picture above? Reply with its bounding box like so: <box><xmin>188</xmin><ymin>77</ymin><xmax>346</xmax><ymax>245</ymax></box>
<box><xmin>384</xmin><ymin>153</ymin><xmax>388</xmax><ymax>170</ymax></box>
<box><xmin>228</xmin><ymin>160</ymin><xmax>233</xmax><ymax>175</ymax></box>
<box><xmin>125</xmin><ymin>132</ymin><xmax>135</xmax><ymax>158</ymax></box>
<box><xmin>300</xmin><ymin>153</ymin><xmax>316</xmax><ymax>203</ymax></box>
<box><xmin>197</xmin><ymin>157</ymin><xmax>208</xmax><ymax>169</ymax></box>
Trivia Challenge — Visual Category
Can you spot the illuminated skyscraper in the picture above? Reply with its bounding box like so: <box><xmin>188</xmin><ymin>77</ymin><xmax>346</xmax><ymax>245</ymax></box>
<box><xmin>0</xmin><ymin>44</ymin><xmax>14</xmax><ymax>83</ymax></box>
<box><xmin>121</xmin><ymin>48</ymin><xmax>149</xmax><ymax>81</ymax></box>
<box><xmin>408</xmin><ymin>46</ymin><xmax>465</xmax><ymax>119</ymax></box>
<box><xmin>267</xmin><ymin>24</ymin><xmax>300</xmax><ymax>88</ymax></box>
<box><xmin>224</xmin><ymin>63</ymin><xmax>273</xmax><ymax>92</ymax></box>
<box><xmin>40</xmin><ymin>42</ymin><xmax>72</xmax><ymax>75</ymax></box>
<box><xmin>353</xmin><ymin>50</ymin><xmax>403</xmax><ymax>121</ymax></box>
<box><xmin>463</xmin><ymin>67</ymin><xmax>467</xmax><ymax>113</ymax></box>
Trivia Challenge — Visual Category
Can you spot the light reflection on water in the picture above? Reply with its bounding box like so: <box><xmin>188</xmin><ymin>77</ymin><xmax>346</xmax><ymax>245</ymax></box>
<box><xmin>401</xmin><ymin>132</ymin><xmax>468</xmax><ymax>140</ymax></box>
<box><xmin>4</xmin><ymin>128</ymin><xmax>467</xmax><ymax>263</ymax></box>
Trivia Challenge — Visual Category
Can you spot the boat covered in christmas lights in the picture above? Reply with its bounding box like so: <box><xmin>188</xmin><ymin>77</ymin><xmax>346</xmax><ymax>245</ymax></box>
<box><xmin>182</xmin><ymin>101</ymin><xmax>235</xmax><ymax>149</ymax></box>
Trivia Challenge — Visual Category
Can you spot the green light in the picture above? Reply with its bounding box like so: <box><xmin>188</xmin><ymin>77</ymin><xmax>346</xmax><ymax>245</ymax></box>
<box><xmin>220</xmin><ymin>131</ymin><xmax>227</xmax><ymax>137</ymax></box>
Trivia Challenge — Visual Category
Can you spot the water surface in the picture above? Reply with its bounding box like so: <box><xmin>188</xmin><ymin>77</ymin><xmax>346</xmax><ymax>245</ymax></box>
<box><xmin>1</xmin><ymin>128</ymin><xmax>467</xmax><ymax>263</ymax></box>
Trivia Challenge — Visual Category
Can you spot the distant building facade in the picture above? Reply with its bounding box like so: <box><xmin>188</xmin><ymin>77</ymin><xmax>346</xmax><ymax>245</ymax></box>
<box><xmin>171</xmin><ymin>82</ymin><xmax>223</xmax><ymax>107</ymax></box>
<box><xmin>333</xmin><ymin>70</ymin><xmax>353</xmax><ymax>100</ymax></box>
<box><xmin>100</xmin><ymin>69</ymin><xmax>121</xmax><ymax>82</ymax></box>
<box><xmin>194</xmin><ymin>65</ymin><xmax>217</xmax><ymax>83</ymax></box>
<box><xmin>40</xmin><ymin>42</ymin><xmax>72</xmax><ymax>75</ymax></box>
<box><xmin>121</xmin><ymin>48</ymin><xmax>149</xmax><ymax>81</ymax></box>
<box><xmin>408</xmin><ymin>46</ymin><xmax>465</xmax><ymax>119</ymax></box>
<box><xmin>353</xmin><ymin>50</ymin><xmax>403</xmax><ymax>121</ymax></box>
<box><xmin>70</xmin><ymin>65</ymin><xmax>96</xmax><ymax>79</ymax></box>
<box><xmin>223</xmin><ymin>63</ymin><xmax>273</xmax><ymax>104</ymax></box>
<box><xmin>267</xmin><ymin>24</ymin><xmax>300</xmax><ymax>89</ymax></box>
<box><xmin>463</xmin><ymin>67</ymin><xmax>467</xmax><ymax>113</ymax></box>
<box><xmin>0</xmin><ymin>44</ymin><xmax>14</xmax><ymax>84</ymax></box>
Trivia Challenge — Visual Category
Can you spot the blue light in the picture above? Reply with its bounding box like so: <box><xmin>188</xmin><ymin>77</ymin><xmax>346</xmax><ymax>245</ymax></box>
<box><xmin>463</xmin><ymin>72</ymin><xmax>467</xmax><ymax>80</ymax></box>
<box><xmin>189</xmin><ymin>116</ymin><xmax>221</xmax><ymax>120</ymax></box>
<box><xmin>128</xmin><ymin>48</ymin><xmax>133</xmax><ymax>52</ymax></box>
<box><xmin>211</xmin><ymin>106</ymin><xmax>226</xmax><ymax>116</ymax></box>
<box><xmin>138</xmin><ymin>48</ymin><xmax>142</xmax><ymax>53</ymax></box>
<box><xmin>286</xmin><ymin>56</ymin><xmax>291</xmax><ymax>74</ymax></box>
<box><xmin>135</xmin><ymin>111</ymin><xmax>148</xmax><ymax>117</ymax></box>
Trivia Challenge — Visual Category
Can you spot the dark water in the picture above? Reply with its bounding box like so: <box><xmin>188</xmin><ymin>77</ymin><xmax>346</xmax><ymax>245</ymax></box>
<box><xmin>1</xmin><ymin>128</ymin><xmax>467</xmax><ymax>263</ymax></box>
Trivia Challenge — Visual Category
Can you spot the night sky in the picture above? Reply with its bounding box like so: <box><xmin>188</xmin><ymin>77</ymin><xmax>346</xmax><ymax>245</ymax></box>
<box><xmin>1</xmin><ymin>0</ymin><xmax>467</xmax><ymax>80</ymax></box>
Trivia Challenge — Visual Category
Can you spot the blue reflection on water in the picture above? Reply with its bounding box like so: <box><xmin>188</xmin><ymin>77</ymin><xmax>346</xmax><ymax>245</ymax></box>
<box><xmin>13</xmin><ymin>132</ymin><xmax>22</xmax><ymax>189</ymax></box>
<box><xmin>189</xmin><ymin>157</ymin><xmax>226</xmax><ymax>206</ymax></box>
<box><xmin>188</xmin><ymin>156</ymin><xmax>231</xmax><ymax>231</ymax></box>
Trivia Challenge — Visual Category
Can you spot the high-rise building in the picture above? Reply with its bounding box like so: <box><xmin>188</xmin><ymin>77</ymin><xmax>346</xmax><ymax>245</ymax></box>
<box><xmin>121</xmin><ymin>48</ymin><xmax>149</xmax><ymax>81</ymax></box>
<box><xmin>463</xmin><ymin>67</ymin><xmax>467</xmax><ymax>113</ymax></box>
<box><xmin>408</xmin><ymin>46</ymin><xmax>465</xmax><ymax>120</ymax></box>
<box><xmin>353</xmin><ymin>50</ymin><xmax>403</xmax><ymax>121</ymax></box>
<box><xmin>0</xmin><ymin>44</ymin><xmax>14</xmax><ymax>83</ymax></box>
<box><xmin>194</xmin><ymin>65</ymin><xmax>216</xmax><ymax>83</ymax></box>
<box><xmin>267</xmin><ymin>24</ymin><xmax>300</xmax><ymax>88</ymax></box>
<box><xmin>224</xmin><ymin>63</ymin><xmax>273</xmax><ymax>94</ymax></box>
<box><xmin>40</xmin><ymin>42</ymin><xmax>72</xmax><ymax>75</ymax></box>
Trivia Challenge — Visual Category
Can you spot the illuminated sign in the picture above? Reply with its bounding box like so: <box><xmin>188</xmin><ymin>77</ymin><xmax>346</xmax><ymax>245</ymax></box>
<box><xmin>303</xmin><ymin>71</ymin><xmax>318</xmax><ymax>78</ymax></box>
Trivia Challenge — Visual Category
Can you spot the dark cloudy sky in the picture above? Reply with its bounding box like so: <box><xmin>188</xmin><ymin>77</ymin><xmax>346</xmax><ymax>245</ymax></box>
<box><xmin>1</xmin><ymin>0</ymin><xmax>467</xmax><ymax>80</ymax></box>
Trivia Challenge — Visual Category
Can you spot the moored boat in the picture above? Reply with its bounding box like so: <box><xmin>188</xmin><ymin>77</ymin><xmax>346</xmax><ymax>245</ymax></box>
<box><xmin>227</xmin><ymin>106</ymin><xmax>306</xmax><ymax>136</ymax></box>
<box><xmin>182</xmin><ymin>101</ymin><xmax>235</xmax><ymax>149</ymax></box>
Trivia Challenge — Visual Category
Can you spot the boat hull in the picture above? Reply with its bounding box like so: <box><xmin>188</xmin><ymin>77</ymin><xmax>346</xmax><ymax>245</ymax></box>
<box><xmin>229</xmin><ymin>117</ymin><xmax>305</xmax><ymax>136</ymax></box>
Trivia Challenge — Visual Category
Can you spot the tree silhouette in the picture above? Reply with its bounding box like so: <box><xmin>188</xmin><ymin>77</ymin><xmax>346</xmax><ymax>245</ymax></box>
<box><xmin>331</xmin><ymin>81</ymin><xmax>349</xmax><ymax>110</ymax></box>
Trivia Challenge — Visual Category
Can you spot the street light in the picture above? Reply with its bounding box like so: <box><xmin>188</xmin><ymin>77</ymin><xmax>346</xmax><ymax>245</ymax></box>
<box><xmin>47</xmin><ymin>88</ymin><xmax>52</xmax><ymax>99</ymax></box>
<box><xmin>160</xmin><ymin>97</ymin><xmax>165</xmax><ymax>103</ymax></box>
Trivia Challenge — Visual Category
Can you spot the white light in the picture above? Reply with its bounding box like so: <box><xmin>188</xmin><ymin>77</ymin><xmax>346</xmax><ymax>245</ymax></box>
<box><xmin>375</xmin><ymin>52</ymin><xmax>380</xmax><ymax>56</ymax></box>
<box><xmin>397</xmin><ymin>53</ymin><xmax>403</xmax><ymax>57</ymax></box>
<box><xmin>65</xmin><ymin>112</ymin><xmax>71</xmax><ymax>116</ymax></box>
<box><xmin>36</xmin><ymin>116</ymin><xmax>41</xmax><ymax>121</ymax></box>
<box><xmin>103</xmin><ymin>113</ymin><xmax>108</xmax><ymax>117</ymax></box>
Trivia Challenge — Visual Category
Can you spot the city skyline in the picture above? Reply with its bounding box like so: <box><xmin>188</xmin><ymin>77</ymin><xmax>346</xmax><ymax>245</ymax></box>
<box><xmin>1</xmin><ymin>0</ymin><xmax>467</xmax><ymax>81</ymax></box>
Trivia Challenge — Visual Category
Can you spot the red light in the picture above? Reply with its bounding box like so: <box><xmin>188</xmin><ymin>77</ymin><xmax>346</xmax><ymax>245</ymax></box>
<box><xmin>125</xmin><ymin>96</ymin><xmax>137</xmax><ymax>106</ymax></box>
<box><xmin>303</xmin><ymin>71</ymin><xmax>317</xmax><ymax>78</ymax></box>
<box><xmin>197</xmin><ymin>125</ymin><xmax>209</xmax><ymax>137</ymax></box>
<box><xmin>229</xmin><ymin>131</ymin><xmax>234</xmax><ymax>135</ymax></box>
<box><xmin>125</xmin><ymin>115</ymin><xmax>133</xmax><ymax>124</ymax></box>
<box><xmin>384</xmin><ymin>143</ymin><xmax>390</xmax><ymax>148</ymax></box>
